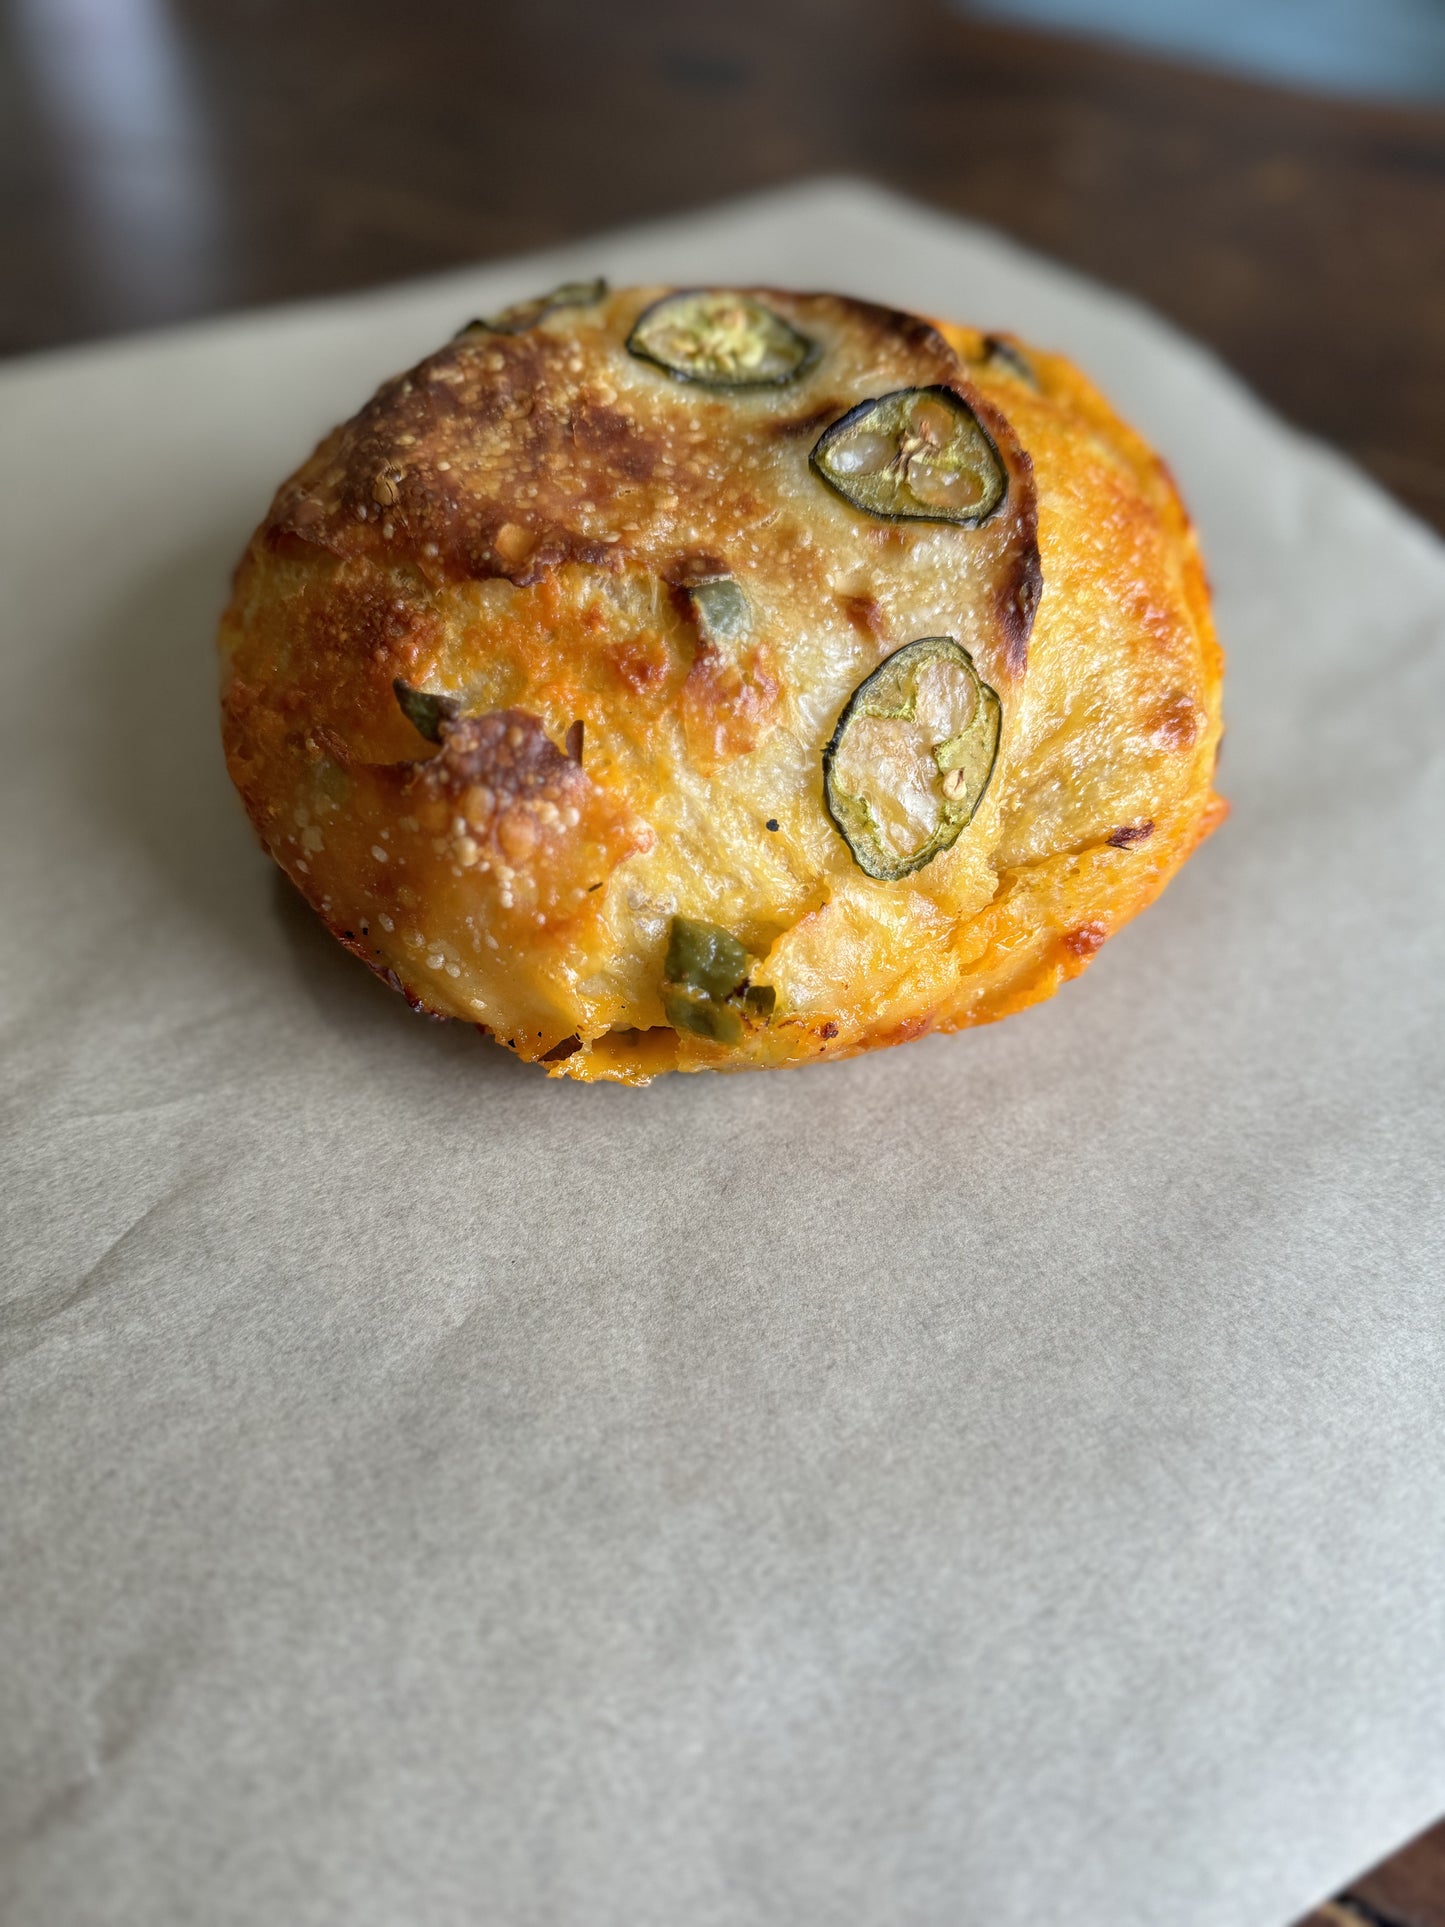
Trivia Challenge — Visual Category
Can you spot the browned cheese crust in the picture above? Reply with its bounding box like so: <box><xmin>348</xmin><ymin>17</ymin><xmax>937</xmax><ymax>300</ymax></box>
<box><xmin>218</xmin><ymin>287</ymin><xmax>1225</xmax><ymax>1082</ymax></box>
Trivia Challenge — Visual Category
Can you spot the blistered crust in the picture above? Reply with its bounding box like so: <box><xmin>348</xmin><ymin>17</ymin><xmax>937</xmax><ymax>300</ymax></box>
<box><xmin>219</xmin><ymin>288</ymin><xmax>1223</xmax><ymax>1082</ymax></box>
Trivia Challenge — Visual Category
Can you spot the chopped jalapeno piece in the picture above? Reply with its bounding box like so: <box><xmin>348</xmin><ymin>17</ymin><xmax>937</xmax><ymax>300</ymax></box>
<box><xmin>663</xmin><ymin>984</ymin><xmax>744</xmax><ymax>1044</ymax></box>
<box><xmin>823</xmin><ymin>638</ymin><xmax>1001</xmax><ymax>881</ymax></box>
<box><xmin>661</xmin><ymin>915</ymin><xmax>772</xmax><ymax>1043</ymax></box>
<box><xmin>394</xmin><ymin>678</ymin><xmax>461</xmax><ymax>743</ymax></box>
<box><xmin>665</xmin><ymin>916</ymin><xmax>750</xmax><ymax>999</ymax></box>
<box><xmin>628</xmin><ymin>291</ymin><xmax>815</xmax><ymax>387</ymax></box>
<box><xmin>811</xmin><ymin>387</ymin><xmax>1006</xmax><ymax>527</ymax></box>
<box><xmin>685</xmin><ymin>574</ymin><xmax>750</xmax><ymax>644</ymax></box>
<box><xmin>460</xmin><ymin>277</ymin><xmax>608</xmax><ymax>336</ymax></box>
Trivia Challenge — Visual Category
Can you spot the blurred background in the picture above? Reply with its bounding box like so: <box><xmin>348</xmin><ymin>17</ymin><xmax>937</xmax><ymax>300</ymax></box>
<box><xmin>2</xmin><ymin>0</ymin><xmax>1443</xmax><ymax>533</ymax></box>
<box><xmin>966</xmin><ymin>0</ymin><xmax>1445</xmax><ymax>97</ymax></box>
<box><xmin>1</xmin><ymin>2</ymin><xmax>1443</xmax><ymax>1920</ymax></box>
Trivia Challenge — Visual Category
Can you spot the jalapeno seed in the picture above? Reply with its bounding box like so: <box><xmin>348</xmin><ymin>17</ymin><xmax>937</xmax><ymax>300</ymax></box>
<box><xmin>811</xmin><ymin>387</ymin><xmax>1007</xmax><ymax>527</ymax></box>
<box><xmin>628</xmin><ymin>291</ymin><xmax>815</xmax><ymax>387</ymax></box>
<box><xmin>827</xmin><ymin>430</ymin><xmax>896</xmax><ymax>477</ymax></box>
<box><xmin>823</xmin><ymin>638</ymin><xmax>1001</xmax><ymax>880</ymax></box>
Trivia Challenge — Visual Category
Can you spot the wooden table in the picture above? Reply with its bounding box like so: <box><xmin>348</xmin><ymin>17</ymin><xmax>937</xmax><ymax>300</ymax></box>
<box><xmin>2</xmin><ymin>1</ymin><xmax>1441</xmax><ymax>1914</ymax></box>
<box><xmin>4</xmin><ymin>0</ymin><xmax>1443</xmax><ymax>536</ymax></box>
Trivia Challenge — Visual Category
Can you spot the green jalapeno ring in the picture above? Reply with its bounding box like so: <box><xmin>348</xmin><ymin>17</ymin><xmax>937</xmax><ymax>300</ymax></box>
<box><xmin>459</xmin><ymin>277</ymin><xmax>609</xmax><ymax>337</ymax></box>
<box><xmin>627</xmin><ymin>290</ymin><xmax>818</xmax><ymax>389</ymax></box>
<box><xmin>823</xmin><ymin>637</ymin><xmax>1002</xmax><ymax>882</ymax></box>
<box><xmin>810</xmin><ymin>385</ymin><xmax>1008</xmax><ymax>528</ymax></box>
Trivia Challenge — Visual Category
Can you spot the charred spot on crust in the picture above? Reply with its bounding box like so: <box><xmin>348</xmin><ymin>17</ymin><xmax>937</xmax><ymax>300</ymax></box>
<box><xmin>771</xmin><ymin>402</ymin><xmax>849</xmax><ymax>440</ymax></box>
<box><xmin>495</xmin><ymin>528</ymin><xmax>624</xmax><ymax>591</ymax></box>
<box><xmin>1062</xmin><ymin>922</ymin><xmax>1108</xmax><ymax>960</ymax></box>
<box><xmin>1107</xmin><ymin>820</ymin><xmax>1155</xmax><ymax>847</ymax></box>
<box><xmin>996</xmin><ymin>471</ymin><xmax>1042</xmax><ymax>679</ymax></box>
<box><xmin>840</xmin><ymin>593</ymin><xmax>888</xmax><ymax>641</ymax></box>
<box><xmin>566</xmin><ymin>399</ymin><xmax>660</xmax><ymax>480</ymax></box>
<box><xmin>416</xmin><ymin>709</ymin><xmax>586</xmax><ymax>814</ymax></box>
<box><xmin>871</xmin><ymin>1012</ymin><xmax>935</xmax><ymax>1049</ymax></box>
<box><xmin>666</xmin><ymin>551</ymin><xmax>732</xmax><ymax>588</ymax></box>
<box><xmin>265</xmin><ymin>329</ymin><xmax>666</xmax><ymax>585</ymax></box>
<box><xmin>1149</xmin><ymin>692</ymin><xmax>1202</xmax><ymax>751</ymax></box>
<box><xmin>795</xmin><ymin>292</ymin><xmax>954</xmax><ymax>363</ymax></box>
<box><xmin>391</xmin><ymin>707</ymin><xmax>649</xmax><ymax>926</ymax></box>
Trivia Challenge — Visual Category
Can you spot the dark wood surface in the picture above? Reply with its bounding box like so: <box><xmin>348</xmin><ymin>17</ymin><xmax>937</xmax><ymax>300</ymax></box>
<box><xmin>1300</xmin><ymin>1821</ymin><xmax>1445</xmax><ymax>1927</ymax></box>
<box><xmin>3</xmin><ymin>0</ymin><xmax>1444</xmax><ymax>533</ymax></box>
<box><xmin>3</xmin><ymin>2</ymin><xmax>1442</xmax><ymax>1916</ymax></box>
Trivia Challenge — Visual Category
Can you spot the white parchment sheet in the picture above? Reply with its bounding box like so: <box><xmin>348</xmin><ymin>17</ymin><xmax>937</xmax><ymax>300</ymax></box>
<box><xmin>2</xmin><ymin>182</ymin><xmax>1443</xmax><ymax>1927</ymax></box>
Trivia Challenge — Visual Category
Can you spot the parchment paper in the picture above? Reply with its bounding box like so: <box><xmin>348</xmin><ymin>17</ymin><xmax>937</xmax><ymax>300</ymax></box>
<box><xmin>2</xmin><ymin>181</ymin><xmax>1443</xmax><ymax>1927</ymax></box>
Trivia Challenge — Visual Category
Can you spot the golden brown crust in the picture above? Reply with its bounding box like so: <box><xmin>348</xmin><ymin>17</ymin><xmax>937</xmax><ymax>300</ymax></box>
<box><xmin>219</xmin><ymin>287</ymin><xmax>1224</xmax><ymax>1083</ymax></box>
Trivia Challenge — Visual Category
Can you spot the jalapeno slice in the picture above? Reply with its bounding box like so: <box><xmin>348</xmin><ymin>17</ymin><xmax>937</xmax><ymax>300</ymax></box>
<box><xmin>811</xmin><ymin>387</ymin><xmax>1006</xmax><ymax>527</ymax></box>
<box><xmin>394</xmin><ymin>678</ymin><xmax>461</xmax><ymax>744</ymax></box>
<box><xmin>823</xmin><ymin>638</ymin><xmax>1001</xmax><ymax>881</ymax></box>
<box><xmin>628</xmin><ymin>291</ymin><xmax>815</xmax><ymax>388</ymax></box>
<box><xmin>661</xmin><ymin>915</ymin><xmax>771</xmax><ymax>1042</ymax></box>
<box><xmin>685</xmin><ymin>574</ymin><xmax>750</xmax><ymax>645</ymax></box>
<box><xmin>460</xmin><ymin>277</ymin><xmax>608</xmax><ymax>336</ymax></box>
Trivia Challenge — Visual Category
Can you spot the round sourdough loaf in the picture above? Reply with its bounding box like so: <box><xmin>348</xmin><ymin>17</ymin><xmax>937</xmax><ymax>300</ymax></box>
<box><xmin>218</xmin><ymin>283</ymin><xmax>1224</xmax><ymax>1082</ymax></box>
